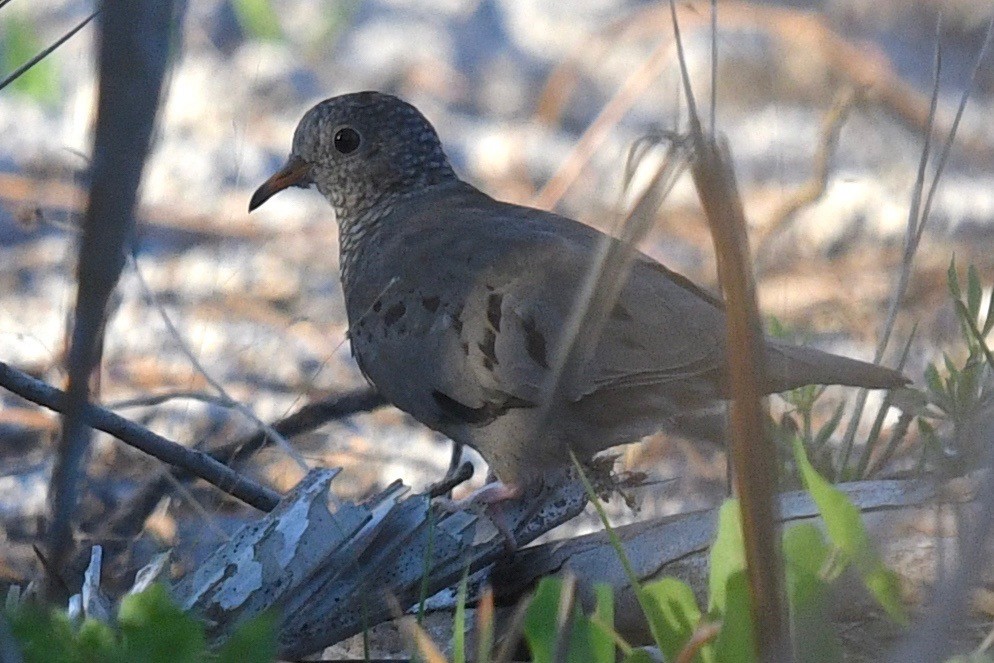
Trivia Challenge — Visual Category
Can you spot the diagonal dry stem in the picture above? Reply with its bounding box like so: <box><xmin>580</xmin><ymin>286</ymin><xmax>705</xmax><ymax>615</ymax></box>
<box><xmin>669</xmin><ymin>0</ymin><xmax>790</xmax><ymax>659</ymax></box>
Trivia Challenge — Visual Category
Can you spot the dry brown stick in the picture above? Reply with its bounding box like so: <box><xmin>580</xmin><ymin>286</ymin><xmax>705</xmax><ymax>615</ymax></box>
<box><xmin>0</xmin><ymin>171</ymin><xmax>265</xmax><ymax>243</ymax></box>
<box><xmin>0</xmin><ymin>359</ymin><xmax>281</xmax><ymax>512</ymax></box>
<box><xmin>94</xmin><ymin>387</ymin><xmax>387</xmax><ymax>547</ymax></box>
<box><xmin>530</xmin><ymin>37</ymin><xmax>673</xmax><ymax>211</ymax></box>
<box><xmin>211</xmin><ymin>387</ymin><xmax>386</xmax><ymax>465</ymax></box>
<box><xmin>670</xmin><ymin>1</ymin><xmax>789</xmax><ymax>659</ymax></box>
<box><xmin>603</xmin><ymin>2</ymin><xmax>994</xmax><ymax>164</ymax></box>
<box><xmin>46</xmin><ymin>0</ymin><xmax>176</xmax><ymax>597</ymax></box>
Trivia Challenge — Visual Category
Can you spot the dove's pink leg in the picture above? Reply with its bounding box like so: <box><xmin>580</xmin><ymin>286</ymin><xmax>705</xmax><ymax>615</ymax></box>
<box><xmin>436</xmin><ymin>480</ymin><xmax>522</xmax><ymax>550</ymax></box>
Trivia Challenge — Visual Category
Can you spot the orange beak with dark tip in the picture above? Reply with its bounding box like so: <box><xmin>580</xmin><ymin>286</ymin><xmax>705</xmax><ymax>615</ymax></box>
<box><xmin>248</xmin><ymin>155</ymin><xmax>313</xmax><ymax>212</ymax></box>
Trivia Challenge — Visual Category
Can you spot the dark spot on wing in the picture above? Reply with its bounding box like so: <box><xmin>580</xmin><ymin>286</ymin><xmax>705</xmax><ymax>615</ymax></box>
<box><xmin>432</xmin><ymin>389</ymin><xmax>536</xmax><ymax>427</ymax></box>
<box><xmin>383</xmin><ymin>301</ymin><xmax>406</xmax><ymax>327</ymax></box>
<box><xmin>610</xmin><ymin>302</ymin><xmax>633</xmax><ymax>322</ymax></box>
<box><xmin>422</xmin><ymin>296</ymin><xmax>440</xmax><ymax>313</ymax></box>
<box><xmin>372</xmin><ymin>299</ymin><xmax>382</xmax><ymax>313</ymax></box>
<box><xmin>487</xmin><ymin>293</ymin><xmax>503</xmax><ymax>331</ymax></box>
<box><xmin>521</xmin><ymin>315</ymin><xmax>549</xmax><ymax>369</ymax></box>
<box><xmin>478</xmin><ymin>328</ymin><xmax>498</xmax><ymax>365</ymax></box>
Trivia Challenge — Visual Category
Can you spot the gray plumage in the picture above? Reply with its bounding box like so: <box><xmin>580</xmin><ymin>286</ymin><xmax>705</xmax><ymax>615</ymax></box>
<box><xmin>250</xmin><ymin>91</ymin><xmax>907</xmax><ymax>486</ymax></box>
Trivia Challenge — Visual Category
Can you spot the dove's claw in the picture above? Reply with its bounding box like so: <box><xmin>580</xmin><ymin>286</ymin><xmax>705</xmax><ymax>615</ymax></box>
<box><xmin>434</xmin><ymin>480</ymin><xmax>522</xmax><ymax>551</ymax></box>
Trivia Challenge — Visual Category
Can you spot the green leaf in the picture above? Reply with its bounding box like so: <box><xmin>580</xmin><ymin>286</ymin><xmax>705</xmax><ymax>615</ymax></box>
<box><xmin>641</xmin><ymin>578</ymin><xmax>710</xmax><ymax>663</ymax></box>
<box><xmin>589</xmin><ymin>583</ymin><xmax>616</xmax><ymax>663</ymax></box>
<box><xmin>7</xmin><ymin>606</ymin><xmax>77</xmax><ymax>663</ymax></box>
<box><xmin>714</xmin><ymin>571</ymin><xmax>755</xmax><ymax>663</ymax></box>
<box><xmin>767</xmin><ymin>316</ymin><xmax>788</xmax><ymax>339</ymax></box>
<box><xmin>1</xmin><ymin>13</ymin><xmax>60</xmax><ymax>105</ymax></box>
<box><xmin>76</xmin><ymin>619</ymin><xmax>126</xmax><ymax>663</ymax></box>
<box><xmin>923</xmin><ymin>363</ymin><xmax>944</xmax><ymax>397</ymax></box>
<box><xmin>118</xmin><ymin>583</ymin><xmax>206</xmax><ymax>663</ymax></box>
<box><xmin>812</xmin><ymin>400</ymin><xmax>846</xmax><ymax>450</ymax></box>
<box><xmin>783</xmin><ymin>525</ymin><xmax>842</xmax><ymax>663</ymax></box>
<box><xmin>231</xmin><ymin>0</ymin><xmax>283</xmax><ymax>41</ymax></box>
<box><xmin>565</xmin><ymin>610</ymin><xmax>595</xmax><ymax>663</ymax></box>
<box><xmin>217</xmin><ymin>611</ymin><xmax>277</xmax><ymax>663</ymax></box>
<box><xmin>524</xmin><ymin>578</ymin><xmax>566</xmax><ymax>663</ymax></box>
<box><xmin>791</xmin><ymin>437</ymin><xmax>909</xmax><ymax>625</ymax></box>
<box><xmin>708</xmin><ymin>500</ymin><xmax>747</xmax><ymax>615</ymax></box>
<box><xmin>943</xmin><ymin>353</ymin><xmax>959</xmax><ymax>380</ymax></box>
<box><xmin>924</xmin><ymin>363</ymin><xmax>952</xmax><ymax>412</ymax></box>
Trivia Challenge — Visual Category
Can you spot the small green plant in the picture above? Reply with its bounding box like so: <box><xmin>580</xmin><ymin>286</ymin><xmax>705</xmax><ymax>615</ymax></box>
<box><xmin>920</xmin><ymin>258</ymin><xmax>994</xmax><ymax>474</ymax></box>
<box><xmin>501</xmin><ymin>467</ymin><xmax>905</xmax><ymax>663</ymax></box>
<box><xmin>767</xmin><ymin>314</ymin><xmax>917</xmax><ymax>483</ymax></box>
<box><xmin>5</xmin><ymin>584</ymin><xmax>277</xmax><ymax>663</ymax></box>
<box><xmin>231</xmin><ymin>0</ymin><xmax>283</xmax><ymax>42</ymax></box>
<box><xmin>766</xmin><ymin>317</ymin><xmax>850</xmax><ymax>481</ymax></box>
<box><xmin>403</xmin><ymin>447</ymin><xmax>908</xmax><ymax>663</ymax></box>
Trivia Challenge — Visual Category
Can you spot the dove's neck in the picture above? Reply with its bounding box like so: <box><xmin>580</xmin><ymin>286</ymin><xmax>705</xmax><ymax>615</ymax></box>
<box><xmin>336</xmin><ymin>176</ymin><xmax>466</xmax><ymax>289</ymax></box>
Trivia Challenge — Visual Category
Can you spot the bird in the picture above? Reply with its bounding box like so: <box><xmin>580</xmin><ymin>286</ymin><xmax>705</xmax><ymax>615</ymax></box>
<box><xmin>249</xmin><ymin>91</ymin><xmax>907</xmax><ymax>505</ymax></box>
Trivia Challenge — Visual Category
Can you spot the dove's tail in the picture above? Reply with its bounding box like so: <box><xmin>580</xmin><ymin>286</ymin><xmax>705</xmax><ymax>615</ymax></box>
<box><xmin>762</xmin><ymin>339</ymin><xmax>909</xmax><ymax>392</ymax></box>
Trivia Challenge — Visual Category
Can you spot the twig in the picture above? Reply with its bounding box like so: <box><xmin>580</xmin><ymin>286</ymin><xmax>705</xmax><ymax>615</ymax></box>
<box><xmin>675</xmin><ymin>621</ymin><xmax>721</xmax><ymax>663</ymax></box>
<box><xmin>885</xmin><ymin>16</ymin><xmax>994</xmax><ymax>663</ymax></box>
<box><xmin>835</xmin><ymin>20</ymin><xmax>943</xmax><ymax>478</ymax></box>
<box><xmin>46</xmin><ymin>0</ymin><xmax>174</xmax><ymax>597</ymax></box>
<box><xmin>754</xmin><ymin>87</ymin><xmax>860</xmax><ymax>268</ymax></box>
<box><xmin>533</xmin><ymin>136</ymin><xmax>687</xmax><ymax>436</ymax></box>
<box><xmin>128</xmin><ymin>254</ymin><xmax>309</xmax><ymax>471</ymax></box>
<box><xmin>426</xmin><ymin>461</ymin><xmax>474</xmax><ymax>499</ymax></box>
<box><xmin>106</xmin><ymin>389</ymin><xmax>235</xmax><ymax>410</ymax></box>
<box><xmin>0</xmin><ymin>10</ymin><xmax>99</xmax><ymax>93</ymax></box>
<box><xmin>670</xmin><ymin>0</ymin><xmax>790</xmax><ymax>659</ymax></box>
<box><xmin>92</xmin><ymin>386</ymin><xmax>386</xmax><ymax>550</ymax></box>
<box><xmin>0</xmin><ymin>359</ymin><xmax>280</xmax><ymax>511</ymax></box>
<box><xmin>531</xmin><ymin>36</ymin><xmax>673</xmax><ymax>211</ymax></box>
<box><xmin>208</xmin><ymin>387</ymin><xmax>386</xmax><ymax>466</ymax></box>
<box><xmin>839</xmin><ymin>15</ymin><xmax>988</xmax><ymax>477</ymax></box>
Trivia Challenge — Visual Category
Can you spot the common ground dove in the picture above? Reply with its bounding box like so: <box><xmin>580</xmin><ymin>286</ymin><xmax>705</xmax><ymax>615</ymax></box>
<box><xmin>249</xmin><ymin>91</ymin><xmax>906</xmax><ymax>494</ymax></box>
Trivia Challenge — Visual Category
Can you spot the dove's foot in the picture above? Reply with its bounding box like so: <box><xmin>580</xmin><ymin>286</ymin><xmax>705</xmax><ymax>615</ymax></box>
<box><xmin>435</xmin><ymin>480</ymin><xmax>522</xmax><ymax>551</ymax></box>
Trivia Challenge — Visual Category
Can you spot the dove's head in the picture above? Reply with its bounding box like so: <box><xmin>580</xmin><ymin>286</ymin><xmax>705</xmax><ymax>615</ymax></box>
<box><xmin>249</xmin><ymin>91</ymin><xmax>456</xmax><ymax>220</ymax></box>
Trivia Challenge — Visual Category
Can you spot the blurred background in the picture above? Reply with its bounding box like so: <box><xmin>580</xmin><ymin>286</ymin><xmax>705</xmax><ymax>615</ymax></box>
<box><xmin>0</xmin><ymin>0</ymin><xmax>992</xmax><ymax>617</ymax></box>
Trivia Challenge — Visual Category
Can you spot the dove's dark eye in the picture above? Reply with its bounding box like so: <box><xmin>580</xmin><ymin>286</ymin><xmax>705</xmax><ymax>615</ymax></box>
<box><xmin>334</xmin><ymin>127</ymin><xmax>361</xmax><ymax>154</ymax></box>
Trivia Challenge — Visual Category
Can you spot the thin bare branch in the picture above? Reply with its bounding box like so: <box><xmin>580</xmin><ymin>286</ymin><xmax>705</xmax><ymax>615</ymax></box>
<box><xmin>47</xmin><ymin>0</ymin><xmax>175</xmax><ymax>597</ymax></box>
<box><xmin>886</xmin><ymin>16</ymin><xmax>994</xmax><ymax>663</ymax></box>
<box><xmin>836</xmin><ymin>17</ymin><xmax>945</xmax><ymax>478</ymax></box>
<box><xmin>755</xmin><ymin>87</ymin><xmax>859</xmax><ymax>268</ymax></box>
<box><xmin>531</xmin><ymin>37</ymin><xmax>673</xmax><ymax>210</ymax></box>
<box><xmin>0</xmin><ymin>359</ymin><xmax>281</xmax><ymax>511</ymax></box>
<box><xmin>0</xmin><ymin>10</ymin><xmax>99</xmax><ymax>93</ymax></box>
